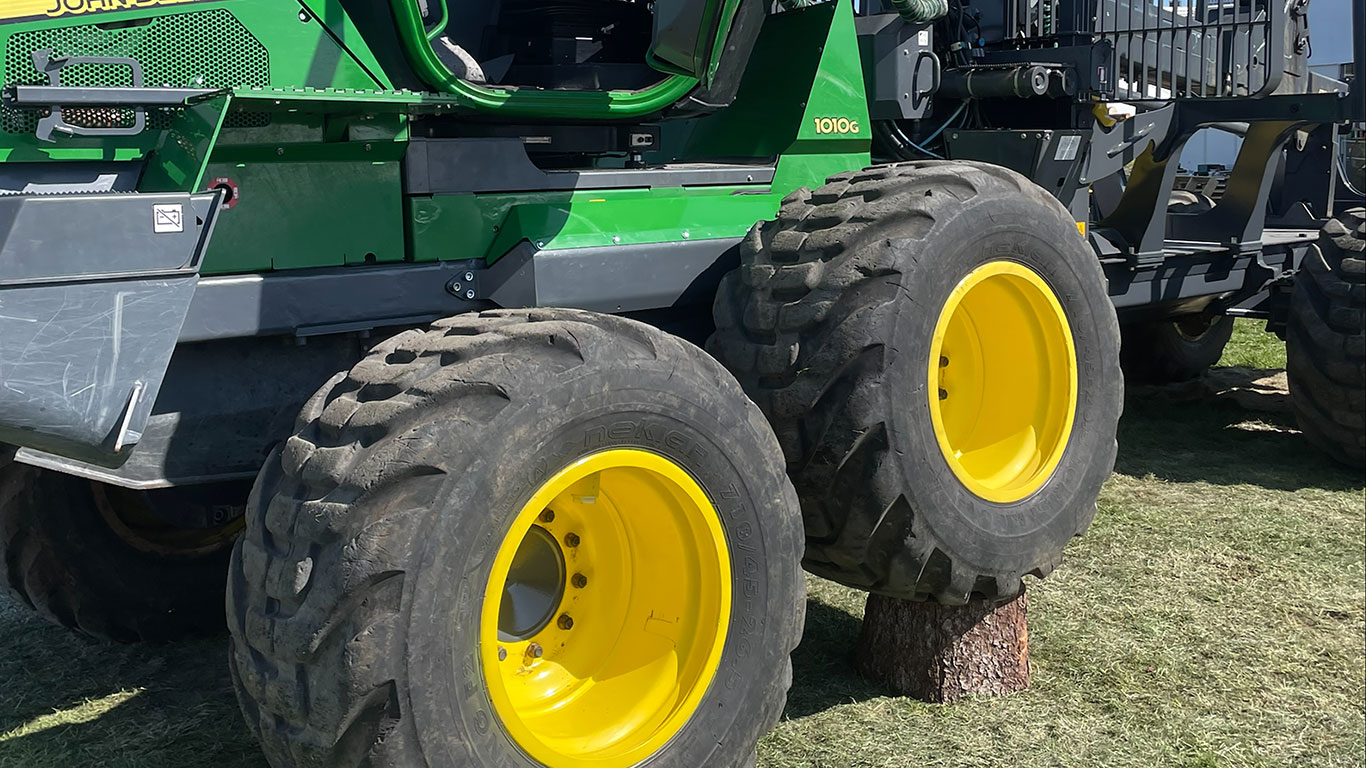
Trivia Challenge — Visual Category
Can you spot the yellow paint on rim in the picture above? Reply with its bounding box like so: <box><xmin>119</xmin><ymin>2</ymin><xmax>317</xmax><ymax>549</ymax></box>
<box><xmin>928</xmin><ymin>261</ymin><xmax>1078</xmax><ymax>503</ymax></box>
<box><xmin>481</xmin><ymin>449</ymin><xmax>731</xmax><ymax>767</ymax></box>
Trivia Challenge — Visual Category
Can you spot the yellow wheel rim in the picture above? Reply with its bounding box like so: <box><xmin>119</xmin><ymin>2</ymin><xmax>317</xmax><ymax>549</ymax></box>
<box><xmin>928</xmin><ymin>261</ymin><xmax>1078</xmax><ymax>503</ymax></box>
<box><xmin>481</xmin><ymin>449</ymin><xmax>731</xmax><ymax>767</ymax></box>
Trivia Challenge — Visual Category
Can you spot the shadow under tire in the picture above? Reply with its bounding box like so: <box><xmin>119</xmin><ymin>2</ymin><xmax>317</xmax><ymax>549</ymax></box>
<box><xmin>1287</xmin><ymin>208</ymin><xmax>1366</xmax><ymax>467</ymax></box>
<box><xmin>708</xmin><ymin>161</ymin><xmax>1123</xmax><ymax>603</ymax></box>
<box><xmin>1120</xmin><ymin>314</ymin><xmax>1235</xmax><ymax>384</ymax></box>
<box><xmin>227</xmin><ymin>309</ymin><xmax>804</xmax><ymax>768</ymax></box>
<box><xmin>0</xmin><ymin>461</ymin><xmax>243</xmax><ymax>642</ymax></box>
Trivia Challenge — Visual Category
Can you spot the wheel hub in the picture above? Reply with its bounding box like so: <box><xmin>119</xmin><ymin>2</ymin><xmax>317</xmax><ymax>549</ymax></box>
<box><xmin>928</xmin><ymin>260</ymin><xmax>1078</xmax><ymax>503</ymax></box>
<box><xmin>481</xmin><ymin>449</ymin><xmax>731</xmax><ymax>768</ymax></box>
<box><xmin>497</xmin><ymin>524</ymin><xmax>566</xmax><ymax>642</ymax></box>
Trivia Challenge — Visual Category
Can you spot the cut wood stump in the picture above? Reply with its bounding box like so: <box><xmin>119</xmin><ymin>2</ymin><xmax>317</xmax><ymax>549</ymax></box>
<box><xmin>855</xmin><ymin>588</ymin><xmax>1030</xmax><ymax>703</ymax></box>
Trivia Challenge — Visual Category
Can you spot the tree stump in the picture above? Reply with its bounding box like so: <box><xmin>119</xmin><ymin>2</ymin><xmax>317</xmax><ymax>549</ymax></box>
<box><xmin>855</xmin><ymin>588</ymin><xmax>1029</xmax><ymax>703</ymax></box>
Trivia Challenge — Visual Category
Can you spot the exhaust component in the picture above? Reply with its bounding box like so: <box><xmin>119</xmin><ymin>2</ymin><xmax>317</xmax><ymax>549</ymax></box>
<box><xmin>939</xmin><ymin>65</ymin><xmax>1058</xmax><ymax>99</ymax></box>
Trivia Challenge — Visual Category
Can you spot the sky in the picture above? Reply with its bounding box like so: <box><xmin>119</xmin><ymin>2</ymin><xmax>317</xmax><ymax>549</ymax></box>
<box><xmin>1307</xmin><ymin>0</ymin><xmax>1356</xmax><ymax>67</ymax></box>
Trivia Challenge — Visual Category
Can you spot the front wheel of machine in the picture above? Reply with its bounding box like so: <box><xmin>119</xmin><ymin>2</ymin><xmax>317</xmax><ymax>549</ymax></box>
<box><xmin>227</xmin><ymin>309</ymin><xmax>805</xmax><ymax>768</ymax></box>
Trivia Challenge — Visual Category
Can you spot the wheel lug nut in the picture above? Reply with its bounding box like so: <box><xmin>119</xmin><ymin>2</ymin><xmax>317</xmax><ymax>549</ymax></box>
<box><xmin>539</xmin><ymin>510</ymin><xmax>555</xmax><ymax>523</ymax></box>
<box><xmin>938</xmin><ymin>388</ymin><xmax>948</xmax><ymax>400</ymax></box>
<box><xmin>939</xmin><ymin>355</ymin><xmax>949</xmax><ymax>367</ymax></box>
<box><xmin>571</xmin><ymin>573</ymin><xmax>588</xmax><ymax>589</ymax></box>
<box><xmin>497</xmin><ymin>647</ymin><xmax>507</xmax><ymax>661</ymax></box>
<box><xmin>558</xmin><ymin>614</ymin><xmax>574</xmax><ymax>630</ymax></box>
<box><xmin>527</xmin><ymin>643</ymin><xmax>544</xmax><ymax>659</ymax></box>
<box><xmin>564</xmin><ymin>532</ymin><xmax>580</xmax><ymax>548</ymax></box>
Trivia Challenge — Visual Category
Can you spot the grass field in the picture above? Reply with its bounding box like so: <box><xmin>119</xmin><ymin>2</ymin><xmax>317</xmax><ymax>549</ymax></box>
<box><xmin>1</xmin><ymin>320</ymin><xmax>1362</xmax><ymax>768</ymax></box>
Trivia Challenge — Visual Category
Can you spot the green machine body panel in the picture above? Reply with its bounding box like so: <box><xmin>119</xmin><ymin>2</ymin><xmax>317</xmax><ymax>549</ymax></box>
<box><xmin>679</xmin><ymin>1</ymin><xmax>870</xmax><ymax>195</ymax></box>
<box><xmin>408</xmin><ymin>1</ymin><xmax>869</xmax><ymax>267</ymax></box>
<box><xmin>0</xmin><ymin>0</ymin><xmax>869</xmax><ymax>283</ymax></box>
<box><xmin>0</xmin><ymin>0</ymin><xmax>875</xmax><ymax>471</ymax></box>
<box><xmin>0</xmin><ymin>1</ymin><xmax>386</xmax><ymax>165</ymax></box>
<box><xmin>2</xmin><ymin>0</ymin><xmax>868</xmax><ymax>275</ymax></box>
<box><xmin>410</xmin><ymin>1</ymin><xmax>867</xmax><ymax>270</ymax></box>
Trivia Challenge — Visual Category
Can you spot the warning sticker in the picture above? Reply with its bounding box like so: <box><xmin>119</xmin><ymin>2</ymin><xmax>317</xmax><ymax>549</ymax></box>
<box><xmin>153</xmin><ymin>204</ymin><xmax>184</xmax><ymax>234</ymax></box>
<box><xmin>0</xmin><ymin>0</ymin><xmax>222</xmax><ymax>24</ymax></box>
<box><xmin>1053</xmin><ymin>135</ymin><xmax>1082</xmax><ymax>162</ymax></box>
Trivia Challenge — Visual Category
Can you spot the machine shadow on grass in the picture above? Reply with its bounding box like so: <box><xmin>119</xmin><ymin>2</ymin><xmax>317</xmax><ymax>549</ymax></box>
<box><xmin>782</xmin><ymin>599</ymin><xmax>884</xmax><ymax>720</ymax></box>
<box><xmin>1116</xmin><ymin>368</ymin><xmax>1363</xmax><ymax>493</ymax></box>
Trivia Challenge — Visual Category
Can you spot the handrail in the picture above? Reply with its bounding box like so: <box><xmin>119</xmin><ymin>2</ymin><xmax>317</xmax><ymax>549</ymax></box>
<box><xmin>423</xmin><ymin>0</ymin><xmax>449</xmax><ymax>42</ymax></box>
<box><xmin>386</xmin><ymin>0</ymin><xmax>701</xmax><ymax>119</ymax></box>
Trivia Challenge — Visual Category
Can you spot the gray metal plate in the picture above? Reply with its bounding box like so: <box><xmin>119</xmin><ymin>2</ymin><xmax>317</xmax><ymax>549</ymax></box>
<box><xmin>0</xmin><ymin>191</ymin><xmax>219</xmax><ymax>465</ymax></box>
<box><xmin>0</xmin><ymin>276</ymin><xmax>197</xmax><ymax>463</ymax></box>
<box><xmin>0</xmin><ymin>192</ymin><xmax>204</xmax><ymax>284</ymax></box>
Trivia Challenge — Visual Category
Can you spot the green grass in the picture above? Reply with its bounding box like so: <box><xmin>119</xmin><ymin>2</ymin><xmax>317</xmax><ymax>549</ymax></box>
<box><xmin>1219</xmin><ymin>318</ymin><xmax>1289</xmax><ymax>369</ymax></box>
<box><xmin>1</xmin><ymin>322</ymin><xmax>1361</xmax><ymax>768</ymax></box>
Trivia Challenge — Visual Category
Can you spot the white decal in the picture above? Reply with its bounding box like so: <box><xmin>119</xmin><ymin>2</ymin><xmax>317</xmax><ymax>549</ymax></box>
<box><xmin>1054</xmin><ymin>135</ymin><xmax>1082</xmax><ymax>161</ymax></box>
<box><xmin>153</xmin><ymin>204</ymin><xmax>184</xmax><ymax>234</ymax></box>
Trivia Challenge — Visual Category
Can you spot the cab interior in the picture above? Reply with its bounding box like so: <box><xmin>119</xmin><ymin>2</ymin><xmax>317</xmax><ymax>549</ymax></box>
<box><xmin>416</xmin><ymin>0</ymin><xmax>674</xmax><ymax>91</ymax></box>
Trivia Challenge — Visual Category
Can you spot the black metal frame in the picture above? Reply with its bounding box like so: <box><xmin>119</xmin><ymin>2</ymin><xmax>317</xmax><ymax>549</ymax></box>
<box><xmin>935</xmin><ymin>0</ymin><xmax>1364</xmax><ymax>323</ymax></box>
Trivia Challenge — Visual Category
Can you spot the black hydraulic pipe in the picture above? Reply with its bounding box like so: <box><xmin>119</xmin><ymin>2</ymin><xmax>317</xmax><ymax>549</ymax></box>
<box><xmin>939</xmin><ymin>66</ymin><xmax>1050</xmax><ymax>99</ymax></box>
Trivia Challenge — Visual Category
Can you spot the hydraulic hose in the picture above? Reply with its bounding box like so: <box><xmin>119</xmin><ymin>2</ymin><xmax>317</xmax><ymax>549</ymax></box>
<box><xmin>888</xmin><ymin>0</ymin><xmax>949</xmax><ymax>23</ymax></box>
<box><xmin>780</xmin><ymin>0</ymin><xmax>948</xmax><ymax>23</ymax></box>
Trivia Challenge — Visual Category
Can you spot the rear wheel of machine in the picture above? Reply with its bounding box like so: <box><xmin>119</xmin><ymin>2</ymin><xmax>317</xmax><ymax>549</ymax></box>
<box><xmin>0</xmin><ymin>461</ymin><xmax>246</xmax><ymax>641</ymax></box>
<box><xmin>1120</xmin><ymin>314</ymin><xmax>1235</xmax><ymax>383</ymax></box>
<box><xmin>227</xmin><ymin>309</ymin><xmax>804</xmax><ymax>768</ymax></box>
<box><xmin>709</xmin><ymin>161</ymin><xmax>1123</xmax><ymax>603</ymax></box>
<box><xmin>1287</xmin><ymin>208</ymin><xmax>1366</xmax><ymax>467</ymax></box>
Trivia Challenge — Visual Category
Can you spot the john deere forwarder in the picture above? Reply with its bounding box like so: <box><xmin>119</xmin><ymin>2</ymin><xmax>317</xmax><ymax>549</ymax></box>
<box><xmin>0</xmin><ymin>0</ymin><xmax>1361</xmax><ymax>765</ymax></box>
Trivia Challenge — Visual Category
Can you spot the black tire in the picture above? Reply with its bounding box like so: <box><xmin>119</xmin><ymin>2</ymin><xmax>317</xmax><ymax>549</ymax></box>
<box><xmin>227</xmin><ymin>309</ymin><xmax>804</xmax><ymax>768</ymax></box>
<box><xmin>708</xmin><ymin>161</ymin><xmax>1123</xmax><ymax>603</ymax></box>
<box><xmin>1287</xmin><ymin>208</ymin><xmax>1366</xmax><ymax>467</ymax></box>
<box><xmin>1120</xmin><ymin>314</ymin><xmax>1235</xmax><ymax>383</ymax></box>
<box><xmin>0</xmin><ymin>460</ymin><xmax>245</xmax><ymax>642</ymax></box>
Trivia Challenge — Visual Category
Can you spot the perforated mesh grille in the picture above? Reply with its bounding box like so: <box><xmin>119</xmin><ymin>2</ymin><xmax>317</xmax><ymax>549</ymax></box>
<box><xmin>225</xmin><ymin>111</ymin><xmax>271</xmax><ymax>128</ymax></box>
<box><xmin>2</xmin><ymin>9</ymin><xmax>270</xmax><ymax>134</ymax></box>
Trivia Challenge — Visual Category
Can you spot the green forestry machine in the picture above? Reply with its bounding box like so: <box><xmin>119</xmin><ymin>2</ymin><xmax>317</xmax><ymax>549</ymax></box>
<box><xmin>0</xmin><ymin>0</ymin><xmax>1361</xmax><ymax>764</ymax></box>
